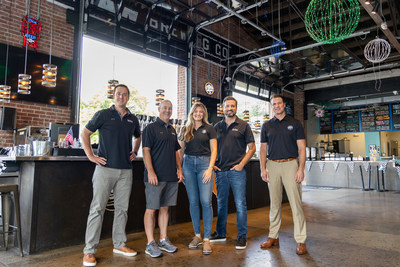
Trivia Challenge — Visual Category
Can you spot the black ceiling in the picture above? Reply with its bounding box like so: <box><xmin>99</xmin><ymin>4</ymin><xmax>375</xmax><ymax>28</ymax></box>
<box><xmin>59</xmin><ymin>0</ymin><xmax>400</xmax><ymax>95</ymax></box>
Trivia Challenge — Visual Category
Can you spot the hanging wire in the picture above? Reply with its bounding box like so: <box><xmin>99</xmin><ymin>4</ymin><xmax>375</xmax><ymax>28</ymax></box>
<box><xmin>278</xmin><ymin>0</ymin><xmax>281</xmax><ymax>40</ymax></box>
<box><xmin>24</xmin><ymin>0</ymin><xmax>31</xmax><ymax>74</ymax></box>
<box><xmin>37</xmin><ymin>0</ymin><xmax>41</xmax><ymax>20</ymax></box>
<box><xmin>49</xmin><ymin>0</ymin><xmax>54</xmax><ymax>64</ymax></box>
<box><xmin>4</xmin><ymin>0</ymin><xmax>12</xmax><ymax>85</ymax></box>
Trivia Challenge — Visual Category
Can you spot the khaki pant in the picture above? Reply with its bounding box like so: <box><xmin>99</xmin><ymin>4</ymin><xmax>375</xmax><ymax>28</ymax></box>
<box><xmin>266</xmin><ymin>160</ymin><xmax>306</xmax><ymax>243</ymax></box>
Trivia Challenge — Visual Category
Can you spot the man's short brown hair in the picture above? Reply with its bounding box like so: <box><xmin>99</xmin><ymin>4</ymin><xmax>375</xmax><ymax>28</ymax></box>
<box><xmin>222</xmin><ymin>96</ymin><xmax>237</xmax><ymax>106</ymax></box>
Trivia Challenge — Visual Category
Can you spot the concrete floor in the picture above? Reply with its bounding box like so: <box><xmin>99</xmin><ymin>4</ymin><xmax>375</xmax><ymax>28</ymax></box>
<box><xmin>1</xmin><ymin>187</ymin><xmax>400</xmax><ymax>267</ymax></box>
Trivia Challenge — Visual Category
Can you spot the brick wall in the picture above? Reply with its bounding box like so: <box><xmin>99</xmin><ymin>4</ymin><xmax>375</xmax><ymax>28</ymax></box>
<box><xmin>191</xmin><ymin>57</ymin><xmax>224</xmax><ymax>100</ymax></box>
<box><xmin>177</xmin><ymin>65</ymin><xmax>186</xmax><ymax>120</ymax></box>
<box><xmin>0</xmin><ymin>0</ymin><xmax>74</xmax><ymax>147</ymax></box>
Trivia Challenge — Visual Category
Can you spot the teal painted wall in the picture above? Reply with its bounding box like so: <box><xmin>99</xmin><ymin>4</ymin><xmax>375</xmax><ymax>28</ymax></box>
<box><xmin>365</xmin><ymin>132</ymin><xmax>381</xmax><ymax>156</ymax></box>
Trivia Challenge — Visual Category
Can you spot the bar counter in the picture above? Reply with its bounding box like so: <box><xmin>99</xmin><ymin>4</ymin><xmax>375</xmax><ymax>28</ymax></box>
<box><xmin>0</xmin><ymin>156</ymin><xmax>276</xmax><ymax>254</ymax></box>
<box><xmin>305</xmin><ymin>160</ymin><xmax>400</xmax><ymax>190</ymax></box>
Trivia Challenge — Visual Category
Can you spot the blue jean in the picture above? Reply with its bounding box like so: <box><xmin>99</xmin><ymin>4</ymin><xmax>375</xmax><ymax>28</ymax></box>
<box><xmin>183</xmin><ymin>155</ymin><xmax>213</xmax><ymax>239</ymax></box>
<box><xmin>215</xmin><ymin>169</ymin><xmax>247</xmax><ymax>239</ymax></box>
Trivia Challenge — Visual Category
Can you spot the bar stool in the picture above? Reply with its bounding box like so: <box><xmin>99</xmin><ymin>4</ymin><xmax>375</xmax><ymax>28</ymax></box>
<box><xmin>0</xmin><ymin>184</ymin><xmax>23</xmax><ymax>256</ymax></box>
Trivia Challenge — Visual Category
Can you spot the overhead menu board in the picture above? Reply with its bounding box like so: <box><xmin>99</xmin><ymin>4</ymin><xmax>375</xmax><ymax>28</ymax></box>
<box><xmin>333</xmin><ymin>110</ymin><xmax>346</xmax><ymax>133</ymax></box>
<box><xmin>360</xmin><ymin>105</ymin><xmax>390</xmax><ymax>131</ymax></box>
<box><xmin>392</xmin><ymin>104</ymin><xmax>400</xmax><ymax>130</ymax></box>
<box><xmin>332</xmin><ymin>109</ymin><xmax>360</xmax><ymax>133</ymax></box>
<box><xmin>375</xmin><ymin>105</ymin><xmax>390</xmax><ymax>131</ymax></box>
<box><xmin>361</xmin><ymin>107</ymin><xmax>376</xmax><ymax>131</ymax></box>
<box><xmin>319</xmin><ymin>111</ymin><xmax>332</xmax><ymax>134</ymax></box>
<box><xmin>345</xmin><ymin>110</ymin><xmax>360</xmax><ymax>132</ymax></box>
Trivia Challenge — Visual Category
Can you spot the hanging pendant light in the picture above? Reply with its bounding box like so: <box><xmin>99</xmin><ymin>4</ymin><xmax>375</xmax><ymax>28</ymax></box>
<box><xmin>155</xmin><ymin>89</ymin><xmax>165</xmax><ymax>106</ymax></box>
<box><xmin>19</xmin><ymin>0</ymin><xmax>32</xmax><ymax>94</ymax></box>
<box><xmin>42</xmin><ymin>0</ymin><xmax>57</xmax><ymax>87</ymax></box>
<box><xmin>0</xmin><ymin>85</ymin><xmax>11</xmax><ymax>103</ymax></box>
<box><xmin>263</xmin><ymin>114</ymin><xmax>269</xmax><ymax>121</ymax></box>
<box><xmin>0</xmin><ymin>1</ymin><xmax>12</xmax><ymax>102</ymax></box>
<box><xmin>192</xmin><ymin>97</ymin><xmax>201</xmax><ymax>105</ymax></box>
<box><xmin>18</xmin><ymin>74</ymin><xmax>32</xmax><ymax>94</ymax></box>
<box><xmin>243</xmin><ymin>110</ymin><xmax>250</xmax><ymax>122</ymax></box>
<box><xmin>217</xmin><ymin>103</ymin><xmax>224</xmax><ymax>117</ymax></box>
<box><xmin>107</xmin><ymin>79</ymin><xmax>119</xmax><ymax>99</ymax></box>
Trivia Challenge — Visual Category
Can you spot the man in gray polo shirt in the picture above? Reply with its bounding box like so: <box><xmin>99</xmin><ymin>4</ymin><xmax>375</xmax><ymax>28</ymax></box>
<box><xmin>81</xmin><ymin>84</ymin><xmax>141</xmax><ymax>266</ymax></box>
<box><xmin>142</xmin><ymin>100</ymin><xmax>184</xmax><ymax>257</ymax></box>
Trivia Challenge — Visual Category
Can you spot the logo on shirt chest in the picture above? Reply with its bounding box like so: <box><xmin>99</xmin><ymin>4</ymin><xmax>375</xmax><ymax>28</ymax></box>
<box><xmin>127</xmin><ymin>119</ymin><xmax>133</xmax><ymax>123</ymax></box>
<box><xmin>232</xmin><ymin>128</ymin><xmax>239</xmax><ymax>132</ymax></box>
<box><xmin>202</xmin><ymin>130</ymin><xmax>207</xmax><ymax>134</ymax></box>
<box><xmin>287</xmin><ymin>125</ymin><xmax>294</xmax><ymax>131</ymax></box>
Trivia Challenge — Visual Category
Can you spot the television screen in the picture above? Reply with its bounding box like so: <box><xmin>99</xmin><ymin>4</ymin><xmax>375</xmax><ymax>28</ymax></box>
<box><xmin>0</xmin><ymin>43</ymin><xmax>72</xmax><ymax>106</ymax></box>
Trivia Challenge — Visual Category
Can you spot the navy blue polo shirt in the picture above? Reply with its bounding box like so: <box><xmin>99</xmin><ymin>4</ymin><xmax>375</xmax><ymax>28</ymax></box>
<box><xmin>260</xmin><ymin>115</ymin><xmax>305</xmax><ymax>160</ymax></box>
<box><xmin>86</xmin><ymin>105</ymin><xmax>141</xmax><ymax>169</ymax></box>
<box><xmin>142</xmin><ymin>117</ymin><xmax>181</xmax><ymax>182</ymax></box>
<box><xmin>180</xmin><ymin>123</ymin><xmax>217</xmax><ymax>156</ymax></box>
<box><xmin>214</xmin><ymin>117</ymin><xmax>255</xmax><ymax>171</ymax></box>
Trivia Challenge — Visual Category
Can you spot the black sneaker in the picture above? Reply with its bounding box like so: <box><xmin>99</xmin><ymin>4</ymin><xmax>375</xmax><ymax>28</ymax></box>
<box><xmin>210</xmin><ymin>232</ymin><xmax>226</xmax><ymax>243</ymax></box>
<box><xmin>235</xmin><ymin>237</ymin><xmax>247</xmax><ymax>250</ymax></box>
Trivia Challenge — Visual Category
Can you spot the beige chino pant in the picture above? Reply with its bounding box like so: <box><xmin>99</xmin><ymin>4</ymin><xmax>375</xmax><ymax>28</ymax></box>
<box><xmin>266</xmin><ymin>160</ymin><xmax>307</xmax><ymax>243</ymax></box>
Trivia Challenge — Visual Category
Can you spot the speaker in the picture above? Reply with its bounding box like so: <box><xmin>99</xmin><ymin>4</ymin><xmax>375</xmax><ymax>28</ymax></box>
<box><xmin>0</xmin><ymin>107</ymin><xmax>17</xmax><ymax>130</ymax></box>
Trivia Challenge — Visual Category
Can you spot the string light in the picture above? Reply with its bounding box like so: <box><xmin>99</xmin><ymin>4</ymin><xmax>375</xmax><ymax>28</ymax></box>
<box><xmin>305</xmin><ymin>0</ymin><xmax>360</xmax><ymax>44</ymax></box>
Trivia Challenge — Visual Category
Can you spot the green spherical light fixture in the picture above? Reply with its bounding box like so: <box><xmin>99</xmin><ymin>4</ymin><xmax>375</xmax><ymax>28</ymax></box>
<box><xmin>305</xmin><ymin>0</ymin><xmax>360</xmax><ymax>44</ymax></box>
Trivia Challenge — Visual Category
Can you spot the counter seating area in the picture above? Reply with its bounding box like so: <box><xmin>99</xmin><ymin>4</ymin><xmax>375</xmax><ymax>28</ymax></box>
<box><xmin>305</xmin><ymin>160</ymin><xmax>400</xmax><ymax>191</ymax></box>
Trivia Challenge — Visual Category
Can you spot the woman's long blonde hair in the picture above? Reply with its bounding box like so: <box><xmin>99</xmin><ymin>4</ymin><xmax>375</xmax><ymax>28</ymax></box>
<box><xmin>179</xmin><ymin>102</ymin><xmax>210</xmax><ymax>142</ymax></box>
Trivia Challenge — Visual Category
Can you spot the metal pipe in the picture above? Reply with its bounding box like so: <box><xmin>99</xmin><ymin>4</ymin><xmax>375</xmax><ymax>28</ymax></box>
<box><xmin>196</xmin><ymin>0</ymin><xmax>269</xmax><ymax>31</ymax></box>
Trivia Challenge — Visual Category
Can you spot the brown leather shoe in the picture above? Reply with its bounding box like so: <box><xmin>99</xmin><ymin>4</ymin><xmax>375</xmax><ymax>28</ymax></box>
<box><xmin>83</xmin><ymin>253</ymin><xmax>96</xmax><ymax>266</ymax></box>
<box><xmin>260</xmin><ymin>238</ymin><xmax>279</xmax><ymax>249</ymax></box>
<box><xmin>296</xmin><ymin>243</ymin><xmax>307</xmax><ymax>255</ymax></box>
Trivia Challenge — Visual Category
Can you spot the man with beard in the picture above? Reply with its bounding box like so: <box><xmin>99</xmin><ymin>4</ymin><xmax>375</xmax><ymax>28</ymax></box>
<box><xmin>259</xmin><ymin>94</ymin><xmax>307</xmax><ymax>255</ymax></box>
<box><xmin>210</xmin><ymin>96</ymin><xmax>255</xmax><ymax>250</ymax></box>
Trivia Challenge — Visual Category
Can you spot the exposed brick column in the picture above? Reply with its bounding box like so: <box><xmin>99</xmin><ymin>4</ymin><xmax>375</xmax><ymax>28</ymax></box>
<box><xmin>177</xmin><ymin>65</ymin><xmax>186</xmax><ymax>120</ymax></box>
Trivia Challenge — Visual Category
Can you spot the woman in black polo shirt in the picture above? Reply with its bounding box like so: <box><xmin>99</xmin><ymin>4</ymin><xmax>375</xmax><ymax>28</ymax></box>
<box><xmin>178</xmin><ymin>102</ymin><xmax>217</xmax><ymax>255</ymax></box>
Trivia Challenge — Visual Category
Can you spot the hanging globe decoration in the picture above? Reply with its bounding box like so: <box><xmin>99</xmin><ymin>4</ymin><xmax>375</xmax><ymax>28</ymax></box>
<box><xmin>364</xmin><ymin>38</ymin><xmax>391</xmax><ymax>63</ymax></box>
<box><xmin>305</xmin><ymin>0</ymin><xmax>360</xmax><ymax>44</ymax></box>
<box><xmin>315</xmin><ymin>108</ymin><xmax>325</xmax><ymax>118</ymax></box>
<box><xmin>217</xmin><ymin>103</ymin><xmax>224</xmax><ymax>117</ymax></box>
<box><xmin>242</xmin><ymin>110</ymin><xmax>250</xmax><ymax>122</ymax></box>
<box><xmin>270</xmin><ymin>41</ymin><xmax>286</xmax><ymax>58</ymax></box>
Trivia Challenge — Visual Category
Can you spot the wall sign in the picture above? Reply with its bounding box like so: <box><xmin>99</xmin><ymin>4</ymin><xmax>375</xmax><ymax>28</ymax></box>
<box><xmin>21</xmin><ymin>16</ymin><xmax>41</xmax><ymax>50</ymax></box>
<box><xmin>205</xmin><ymin>82</ymin><xmax>214</xmax><ymax>95</ymax></box>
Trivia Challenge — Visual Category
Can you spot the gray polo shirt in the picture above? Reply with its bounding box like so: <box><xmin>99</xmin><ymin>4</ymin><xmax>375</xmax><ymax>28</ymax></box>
<box><xmin>142</xmin><ymin>117</ymin><xmax>181</xmax><ymax>182</ymax></box>
<box><xmin>214</xmin><ymin>117</ymin><xmax>254</xmax><ymax>171</ymax></box>
<box><xmin>260</xmin><ymin>115</ymin><xmax>305</xmax><ymax>160</ymax></box>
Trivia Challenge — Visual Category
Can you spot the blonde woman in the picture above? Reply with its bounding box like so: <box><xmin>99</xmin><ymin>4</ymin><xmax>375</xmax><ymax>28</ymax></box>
<box><xmin>178</xmin><ymin>102</ymin><xmax>217</xmax><ymax>255</ymax></box>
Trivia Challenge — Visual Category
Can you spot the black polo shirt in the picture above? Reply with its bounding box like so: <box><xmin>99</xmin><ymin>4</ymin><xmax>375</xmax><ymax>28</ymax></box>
<box><xmin>260</xmin><ymin>115</ymin><xmax>305</xmax><ymax>160</ymax></box>
<box><xmin>86</xmin><ymin>105</ymin><xmax>141</xmax><ymax>169</ymax></box>
<box><xmin>214</xmin><ymin>117</ymin><xmax>255</xmax><ymax>171</ymax></box>
<box><xmin>180</xmin><ymin>123</ymin><xmax>217</xmax><ymax>156</ymax></box>
<box><xmin>142</xmin><ymin>117</ymin><xmax>181</xmax><ymax>182</ymax></box>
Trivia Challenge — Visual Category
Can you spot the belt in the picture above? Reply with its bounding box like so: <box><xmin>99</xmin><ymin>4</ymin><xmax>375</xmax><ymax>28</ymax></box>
<box><xmin>270</xmin><ymin>157</ymin><xmax>297</xmax><ymax>163</ymax></box>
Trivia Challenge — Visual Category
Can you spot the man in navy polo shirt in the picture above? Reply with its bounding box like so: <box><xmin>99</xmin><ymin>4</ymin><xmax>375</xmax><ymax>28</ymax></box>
<box><xmin>81</xmin><ymin>84</ymin><xmax>141</xmax><ymax>266</ymax></box>
<box><xmin>259</xmin><ymin>94</ymin><xmax>307</xmax><ymax>255</ymax></box>
<box><xmin>142</xmin><ymin>100</ymin><xmax>184</xmax><ymax>258</ymax></box>
<box><xmin>210</xmin><ymin>96</ymin><xmax>256</xmax><ymax>250</ymax></box>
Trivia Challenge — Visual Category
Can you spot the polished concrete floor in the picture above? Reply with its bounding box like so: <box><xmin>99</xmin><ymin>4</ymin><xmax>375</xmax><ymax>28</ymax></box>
<box><xmin>1</xmin><ymin>187</ymin><xmax>400</xmax><ymax>267</ymax></box>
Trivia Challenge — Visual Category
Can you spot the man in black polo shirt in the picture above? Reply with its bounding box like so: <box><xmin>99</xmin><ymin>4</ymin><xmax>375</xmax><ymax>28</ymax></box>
<box><xmin>142</xmin><ymin>100</ymin><xmax>184</xmax><ymax>258</ymax></box>
<box><xmin>259</xmin><ymin>94</ymin><xmax>307</xmax><ymax>255</ymax></box>
<box><xmin>81</xmin><ymin>84</ymin><xmax>141</xmax><ymax>266</ymax></box>
<box><xmin>210</xmin><ymin>96</ymin><xmax>256</xmax><ymax>250</ymax></box>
